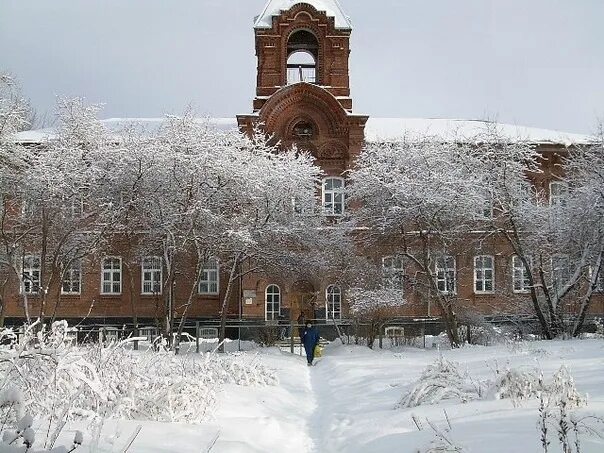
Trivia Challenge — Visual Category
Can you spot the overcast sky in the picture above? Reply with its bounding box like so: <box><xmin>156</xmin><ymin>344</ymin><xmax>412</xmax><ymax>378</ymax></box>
<box><xmin>1</xmin><ymin>0</ymin><xmax>603</xmax><ymax>134</ymax></box>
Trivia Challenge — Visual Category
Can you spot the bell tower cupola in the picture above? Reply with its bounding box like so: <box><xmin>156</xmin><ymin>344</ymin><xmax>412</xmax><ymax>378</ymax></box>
<box><xmin>237</xmin><ymin>1</ymin><xmax>368</xmax><ymax>173</ymax></box>
<box><xmin>251</xmin><ymin>0</ymin><xmax>354</xmax><ymax>112</ymax></box>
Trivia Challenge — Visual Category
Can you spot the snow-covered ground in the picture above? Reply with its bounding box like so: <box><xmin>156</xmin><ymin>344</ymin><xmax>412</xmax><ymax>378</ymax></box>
<box><xmin>13</xmin><ymin>339</ymin><xmax>604</xmax><ymax>452</ymax></box>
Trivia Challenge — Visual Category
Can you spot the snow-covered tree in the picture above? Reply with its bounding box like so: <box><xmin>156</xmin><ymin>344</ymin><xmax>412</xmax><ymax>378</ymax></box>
<box><xmin>0</xmin><ymin>74</ymin><xmax>32</xmax><ymax>325</ymax></box>
<box><xmin>467</xmin><ymin>125</ymin><xmax>603</xmax><ymax>338</ymax></box>
<box><xmin>348</xmin><ymin>135</ymin><xmax>488</xmax><ymax>347</ymax></box>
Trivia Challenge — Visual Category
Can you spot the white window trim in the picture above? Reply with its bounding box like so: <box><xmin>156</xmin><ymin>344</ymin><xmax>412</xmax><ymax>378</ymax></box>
<box><xmin>382</xmin><ymin>255</ymin><xmax>404</xmax><ymax>292</ymax></box>
<box><xmin>549</xmin><ymin>181</ymin><xmax>568</xmax><ymax>207</ymax></box>
<box><xmin>198</xmin><ymin>258</ymin><xmax>219</xmax><ymax>295</ymax></box>
<box><xmin>141</xmin><ymin>256</ymin><xmax>162</xmax><ymax>295</ymax></box>
<box><xmin>322</xmin><ymin>177</ymin><xmax>345</xmax><ymax>216</ymax></box>
<box><xmin>512</xmin><ymin>255</ymin><xmax>531</xmax><ymax>294</ymax></box>
<box><xmin>474</xmin><ymin>255</ymin><xmax>495</xmax><ymax>294</ymax></box>
<box><xmin>101</xmin><ymin>256</ymin><xmax>122</xmax><ymax>295</ymax></box>
<box><xmin>435</xmin><ymin>256</ymin><xmax>456</xmax><ymax>295</ymax></box>
<box><xmin>61</xmin><ymin>260</ymin><xmax>82</xmax><ymax>295</ymax></box>
<box><xmin>595</xmin><ymin>267</ymin><xmax>604</xmax><ymax>293</ymax></box>
<box><xmin>325</xmin><ymin>285</ymin><xmax>342</xmax><ymax>320</ymax></box>
<box><xmin>476</xmin><ymin>187</ymin><xmax>494</xmax><ymax>220</ymax></box>
<box><xmin>551</xmin><ymin>254</ymin><xmax>570</xmax><ymax>293</ymax></box>
<box><xmin>22</xmin><ymin>255</ymin><xmax>41</xmax><ymax>294</ymax></box>
<box><xmin>265</xmin><ymin>284</ymin><xmax>281</xmax><ymax>321</ymax></box>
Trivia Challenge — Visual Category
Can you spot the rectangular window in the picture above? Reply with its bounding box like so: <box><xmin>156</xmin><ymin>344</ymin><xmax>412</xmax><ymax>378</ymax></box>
<box><xmin>101</xmin><ymin>257</ymin><xmax>122</xmax><ymax>295</ymax></box>
<box><xmin>322</xmin><ymin>177</ymin><xmax>345</xmax><ymax>216</ymax></box>
<box><xmin>61</xmin><ymin>260</ymin><xmax>81</xmax><ymax>295</ymax></box>
<box><xmin>22</xmin><ymin>255</ymin><xmax>41</xmax><ymax>294</ymax></box>
<box><xmin>596</xmin><ymin>268</ymin><xmax>604</xmax><ymax>293</ymax></box>
<box><xmin>512</xmin><ymin>255</ymin><xmax>531</xmax><ymax>293</ymax></box>
<box><xmin>141</xmin><ymin>256</ymin><xmax>162</xmax><ymax>295</ymax></box>
<box><xmin>476</xmin><ymin>187</ymin><xmax>493</xmax><ymax>219</ymax></box>
<box><xmin>549</xmin><ymin>181</ymin><xmax>568</xmax><ymax>207</ymax></box>
<box><xmin>382</xmin><ymin>256</ymin><xmax>404</xmax><ymax>292</ymax></box>
<box><xmin>474</xmin><ymin>255</ymin><xmax>494</xmax><ymax>293</ymax></box>
<box><xmin>435</xmin><ymin>256</ymin><xmax>456</xmax><ymax>294</ymax></box>
<box><xmin>198</xmin><ymin>258</ymin><xmax>219</xmax><ymax>295</ymax></box>
<box><xmin>551</xmin><ymin>255</ymin><xmax>569</xmax><ymax>294</ymax></box>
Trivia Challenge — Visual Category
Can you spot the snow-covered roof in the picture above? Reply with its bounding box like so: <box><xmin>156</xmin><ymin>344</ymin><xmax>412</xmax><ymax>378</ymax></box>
<box><xmin>364</xmin><ymin>118</ymin><xmax>595</xmax><ymax>147</ymax></box>
<box><xmin>12</xmin><ymin>117</ymin><xmax>594</xmax><ymax>147</ymax></box>
<box><xmin>254</xmin><ymin>0</ymin><xmax>352</xmax><ymax>30</ymax></box>
<box><xmin>11</xmin><ymin>117</ymin><xmax>239</xmax><ymax>143</ymax></box>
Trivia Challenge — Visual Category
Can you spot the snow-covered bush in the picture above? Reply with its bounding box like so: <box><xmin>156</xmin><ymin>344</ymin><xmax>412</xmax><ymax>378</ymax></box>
<box><xmin>486</xmin><ymin>368</ymin><xmax>541</xmax><ymax>405</ymax></box>
<box><xmin>400</xmin><ymin>356</ymin><xmax>585</xmax><ymax>411</ymax></box>
<box><xmin>398</xmin><ymin>357</ymin><xmax>484</xmax><ymax>408</ymax></box>
<box><xmin>0</xmin><ymin>324</ymin><xmax>277</xmax><ymax>426</ymax></box>
<box><xmin>0</xmin><ymin>412</ymin><xmax>83</xmax><ymax>453</ymax></box>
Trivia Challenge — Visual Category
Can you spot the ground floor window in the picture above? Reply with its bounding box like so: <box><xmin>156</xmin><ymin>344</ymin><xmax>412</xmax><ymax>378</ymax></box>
<box><xmin>474</xmin><ymin>255</ymin><xmax>494</xmax><ymax>293</ymax></box>
<box><xmin>266</xmin><ymin>284</ymin><xmax>281</xmax><ymax>321</ymax></box>
<box><xmin>62</xmin><ymin>259</ymin><xmax>81</xmax><ymax>295</ymax></box>
<box><xmin>435</xmin><ymin>256</ymin><xmax>456</xmax><ymax>294</ymax></box>
<box><xmin>142</xmin><ymin>256</ymin><xmax>162</xmax><ymax>295</ymax></box>
<box><xmin>198</xmin><ymin>258</ymin><xmax>219</xmax><ymax>295</ymax></box>
<box><xmin>22</xmin><ymin>255</ymin><xmax>41</xmax><ymax>294</ymax></box>
<box><xmin>326</xmin><ymin>285</ymin><xmax>342</xmax><ymax>320</ymax></box>
<box><xmin>512</xmin><ymin>255</ymin><xmax>531</xmax><ymax>293</ymax></box>
<box><xmin>102</xmin><ymin>257</ymin><xmax>122</xmax><ymax>295</ymax></box>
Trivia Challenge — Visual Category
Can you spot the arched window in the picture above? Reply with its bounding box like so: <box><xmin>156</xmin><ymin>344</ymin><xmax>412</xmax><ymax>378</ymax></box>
<box><xmin>322</xmin><ymin>177</ymin><xmax>345</xmax><ymax>216</ymax></box>
<box><xmin>326</xmin><ymin>285</ymin><xmax>342</xmax><ymax>320</ymax></box>
<box><xmin>287</xmin><ymin>30</ymin><xmax>319</xmax><ymax>84</ymax></box>
<box><xmin>265</xmin><ymin>284</ymin><xmax>281</xmax><ymax>321</ymax></box>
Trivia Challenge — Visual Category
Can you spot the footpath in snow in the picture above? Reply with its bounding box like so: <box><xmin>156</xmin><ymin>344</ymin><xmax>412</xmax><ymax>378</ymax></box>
<box><xmin>45</xmin><ymin>339</ymin><xmax>604</xmax><ymax>452</ymax></box>
<box><xmin>206</xmin><ymin>340</ymin><xmax>604</xmax><ymax>453</ymax></box>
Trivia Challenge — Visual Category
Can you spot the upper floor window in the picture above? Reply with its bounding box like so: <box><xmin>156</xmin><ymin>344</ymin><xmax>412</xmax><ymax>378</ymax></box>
<box><xmin>549</xmin><ymin>181</ymin><xmax>568</xmax><ymax>207</ymax></box>
<box><xmin>551</xmin><ymin>255</ymin><xmax>570</xmax><ymax>294</ymax></box>
<box><xmin>476</xmin><ymin>187</ymin><xmax>494</xmax><ymax>219</ymax></box>
<box><xmin>382</xmin><ymin>256</ymin><xmax>404</xmax><ymax>291</ymax></box>
<box><xmin>512</xmin><ymin>255</ymin><xmax>531</xmax><ymax>293</ymax></box>
<box><xmin>198</xmin><ymin>258</ymin><xmax>219</xmax><ymax>295</ymax></box>
<box><xmin>287</xmin><ymin>30</ymin><xmax>318</xmax><ymax>85</ymax></box>
<box><xmin>326</xmin><ymin>285</ymin><xmax>342</xmax><ymax>320</ymax></box>
<box><xmin>101</xmin><ymin>257</ymin><xmax>122</xmax><ymax>295</ymax></box>
<box><xmin>62</xmin><ymin>259</ymin><xmax>81</xmax><ymax>295</ymax></box>
<box><xmin>322</xmin><ymin>177</ymin><xmax>345</xmax><ymax>216</ymax></box>
<box><xmin>22</xmin><ymin>255</ymin><xmax>41</xmax><ymax>294</ymax></box>
<box><xmin>141</xmin><ymin>256</ymin><xmax>162</xmax><ymax>295</ymax></box>
<box><xmin>474</xmin><ymin>255</ymin><xmax>494</xmax><ymax>293</ymax></box>
<box><xmin>435</xmin><ymin>256</ymin><xmax>456</xmax><ymax>294</ymax></box>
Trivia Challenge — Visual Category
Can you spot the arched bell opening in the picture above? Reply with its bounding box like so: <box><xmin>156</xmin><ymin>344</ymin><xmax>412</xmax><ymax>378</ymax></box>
<box><xmin>287</xmin><ymin>30</ymin><xmax>319</xmax><ymax>84</ymax></box>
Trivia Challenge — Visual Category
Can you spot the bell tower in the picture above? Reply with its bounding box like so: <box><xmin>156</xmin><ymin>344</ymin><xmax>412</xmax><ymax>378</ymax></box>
<box><xmin>238</xmin><ymin>0</ymin><xmax>368</xmax><ymax>174</ymax></box>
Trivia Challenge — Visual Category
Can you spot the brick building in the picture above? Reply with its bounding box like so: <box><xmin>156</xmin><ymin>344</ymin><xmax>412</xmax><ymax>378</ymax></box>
<box><xmin>6</xmin><ymin>0</ymin><xmax>603</xmax><ymax>331</ymax></box>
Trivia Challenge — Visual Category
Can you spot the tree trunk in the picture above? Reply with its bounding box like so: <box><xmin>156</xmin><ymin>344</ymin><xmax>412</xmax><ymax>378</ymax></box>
<box><xmin>218</xmin><ymin>253</ymin><xmax>242</xmax><ymax>352</ymax></box>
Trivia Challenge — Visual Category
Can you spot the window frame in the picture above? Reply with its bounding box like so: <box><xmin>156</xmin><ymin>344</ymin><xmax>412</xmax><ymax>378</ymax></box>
<box><xmin>61</xmin><ymin>259</ymin><xmax>82</xmax><ymax>295</ymax></box>
<box><xmin>198</xmin><ymin>258</ymin><xmax>220</xmax><ymax>296</ymax></box>
<box><xmin>512</xmin><ymin>255</ymin><xmax>531</xmax><ymax>293</ymax></box>
<box><xmin>474</xmin><ymin>255</ymin><xmax>495</xmax><ymax>294</ymax></box>
<box><xmin>322</xmin><ymin>177</ymin><xmax>345</xmax><ymax>216</ymax></box>
<box><xmin>265</xmin><ymin>284</ymin><xmax>281</xmax><ymax>321</ymax></box>
<box><xmin>382</xmin><ymin>255</ymin><xmax>404</xmax><ymax>292</ymax></box>
<box><xmin>549</xmin><ymin>181</ymin><xmax>568</xmax><ymax>208</ymax></box>
<box><xmin>101</xmin><ymin>256</ymin><xmax>122</xmax><ymax>295</ymax></box>
<box><xmin>325</xmin><ymin>285</ymin><xmax>342</xmax><ymax>320</ymax></box>
<box><xmin>551</xmin><ymin>254</ymin><xmax>570</xmax><ymax>294</ymax></box>
<box><xmin>22</xmin><ymin>255</ymin><xmax>41</xmax><ymax>294</ymax></box>
<box><xmin>141</xmin><ymin>256</ymin><xmax>162</xmax><ymax>295</ymax></box>
<box><xmin>435</xmin><ymin>255</ymin><xmax>456</xmax><ymax>295</ymax></box>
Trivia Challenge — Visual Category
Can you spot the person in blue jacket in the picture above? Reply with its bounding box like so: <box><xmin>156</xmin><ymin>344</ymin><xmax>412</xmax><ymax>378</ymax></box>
<box><xmin>301</xmin><ymin>322</ymin><xmax>320</xmax><ymax>366</ymax></box>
